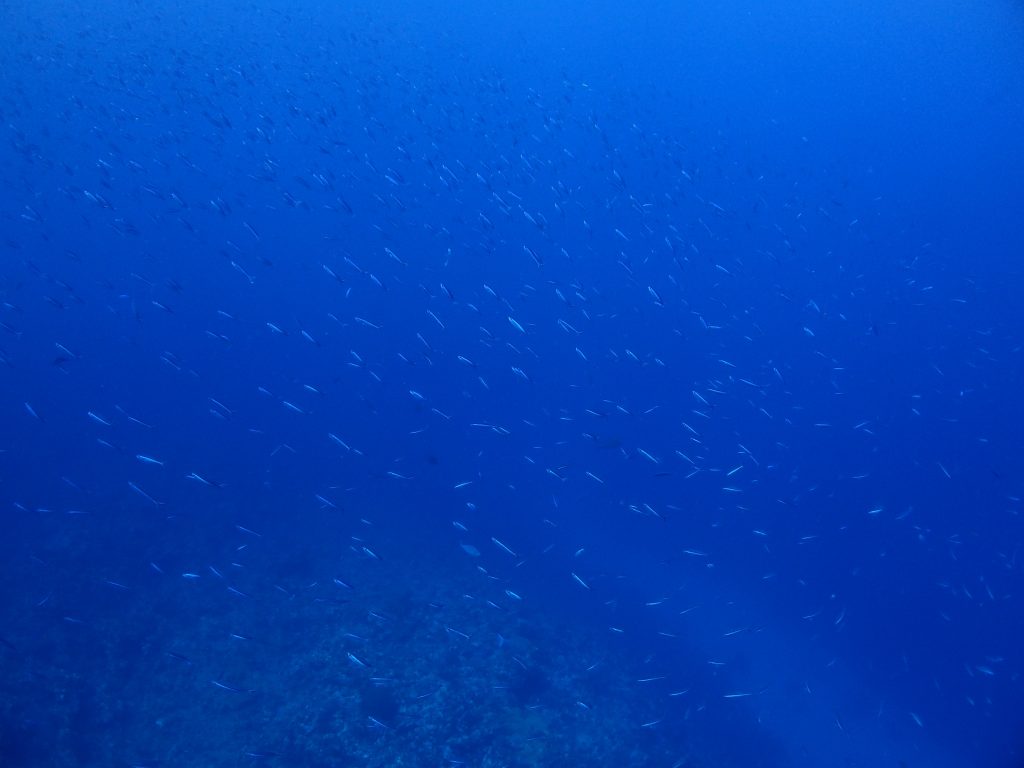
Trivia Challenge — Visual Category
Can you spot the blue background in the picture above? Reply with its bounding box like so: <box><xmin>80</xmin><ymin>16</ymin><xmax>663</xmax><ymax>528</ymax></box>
<box><xmin>2</xmin><ymin>0</ymin><xmax>1022</xmax><ymax>766</ymax></box>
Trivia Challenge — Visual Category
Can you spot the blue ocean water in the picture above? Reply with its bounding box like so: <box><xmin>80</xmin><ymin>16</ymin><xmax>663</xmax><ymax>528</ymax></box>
<box><xmin>2</xmin><ymin>0</ymin><xmax>1022</xmax><ymax>765</ymax></box>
